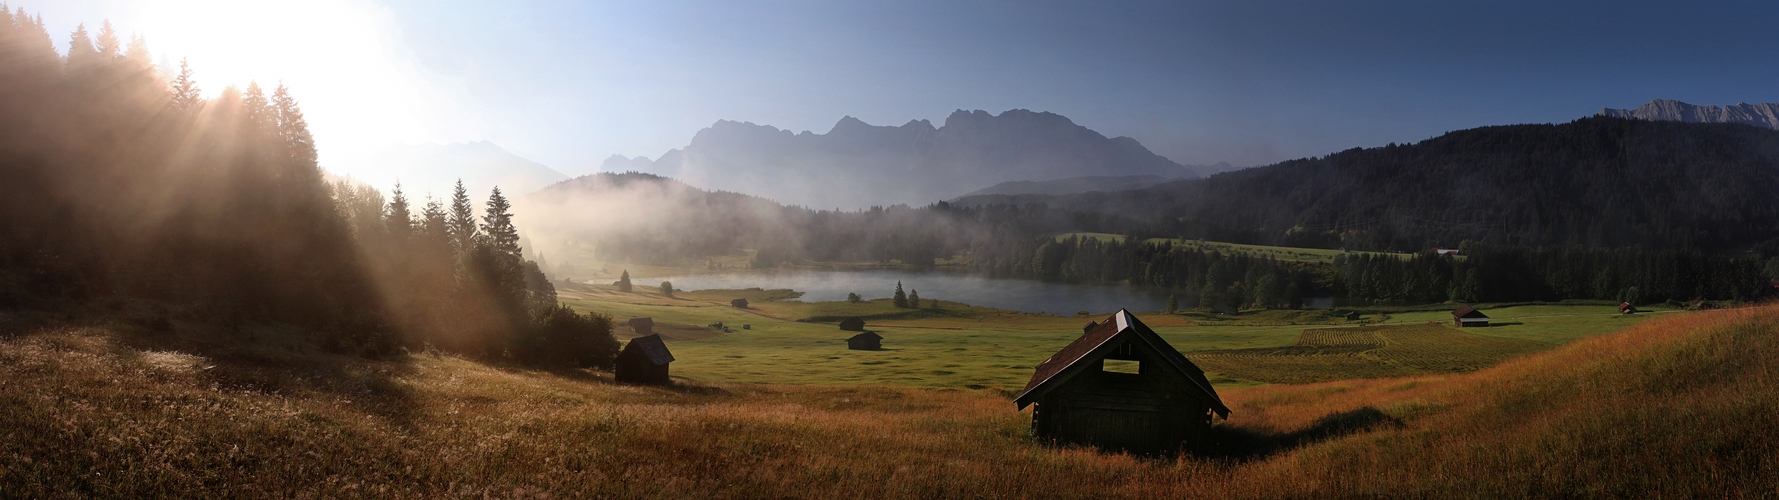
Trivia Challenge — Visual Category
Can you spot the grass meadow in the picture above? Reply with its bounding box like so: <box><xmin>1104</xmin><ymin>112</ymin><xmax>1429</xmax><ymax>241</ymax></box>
<box><xmin>558</xmin><ymin>283</ymin><xmax>1664</xmax><ymax>388</ymax></box>
<box><xmin>2</xmin><ymin>300</ymin><xmax>1774</xmax><ymax>497</ymax></box>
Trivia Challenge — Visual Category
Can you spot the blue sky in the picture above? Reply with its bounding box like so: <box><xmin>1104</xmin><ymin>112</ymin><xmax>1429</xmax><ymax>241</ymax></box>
<box><xmin>25</xmin><ymin>0</ymin><xmax>1779</xmax><ymax>178</ymax></box>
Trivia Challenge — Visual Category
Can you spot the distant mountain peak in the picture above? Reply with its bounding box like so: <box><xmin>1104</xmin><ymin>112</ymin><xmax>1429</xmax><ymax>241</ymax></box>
<box><xmin>606</xmin><ymin>109</ymin><xmax>1197</xmax><ymax>209</ymax></box>
<box><xmin>1599</xmin><ymin>99</ymin><xmax>1779</xmax><ymax>129</ymax></box>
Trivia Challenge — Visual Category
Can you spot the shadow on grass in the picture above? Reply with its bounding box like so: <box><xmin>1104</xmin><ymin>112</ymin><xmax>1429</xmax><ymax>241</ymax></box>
<box><xmin>1195</xmin><ymin>406</ymin><xmax>1402</xmax><ymax>461</ymax></box>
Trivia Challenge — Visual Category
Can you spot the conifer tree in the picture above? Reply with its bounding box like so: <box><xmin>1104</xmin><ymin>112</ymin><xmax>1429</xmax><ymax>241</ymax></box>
<box><xmin>386</xmin><ymin>183</ymin><xmax>413</xmax><ymax>241</ymax></box>
<box><xmin>447</xmin><ymin>180</ymin><xmax>479</xmax><ymax>255</ymax></box>
<box><xmin>168</xmin><ymin>58</ymin><xmax>201</xmax><ymax>113</ymax></box>
<box><xmin>125</xmin><ymin>34</ymin><xmax>151</xmax><ymax>69</ymax></box>
<box><xmin>618</xmin><ymin>270</ymin><xmax>633</xmax><ymax>292</ymax></box>
<box><xmin>65</xmin><ymin>23</ymin><xmax>96</xmax><ymax>67</ymax></box>
<box><xmin>481</xmin><ymin>187</ymin><xmax>520</xmax><ymax>257</ymax></box>
<box><xmin>893</xmin><ymin>281</ymin><xmax>907</xmax><ymax>308</ymax></box>
<box><xmin>271</xmin><ymin>84</ymin><xmax>314</xmax><ymax>166</ymax></box>
<box><xmin>420</xmin><ymin>197</ymin><xmax>449</xmax><ymax>247</ymax></box>
<box><xmin>94</xmin><ymin>20</ymin><xmax>120</xmax><ymax>57</ymax></box>
<box><xmin>908</xmin><ymin>289</ymin><xmax>919</xmax><ymax>308</ymax></box>
<box><xmin>1166</xmin><ymin>294</ymin><xmax>1179</xmax><ymax>313</ymax></box>
<box><xmin>242</xmin><ymin>82</ymin><xmax>271</xmax><ymax>138</ymax></box>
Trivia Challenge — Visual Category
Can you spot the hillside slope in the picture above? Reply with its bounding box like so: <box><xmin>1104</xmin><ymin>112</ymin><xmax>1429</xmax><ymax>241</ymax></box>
<box><xmin>3</xmin><ymin>303</ymin><xmax>1774</xmax><ymax>497</ymax></box>
<box><xmin>955</xmin><ymin>117</ymin><xmax>1779</xmax><ymax>251</ymax></box>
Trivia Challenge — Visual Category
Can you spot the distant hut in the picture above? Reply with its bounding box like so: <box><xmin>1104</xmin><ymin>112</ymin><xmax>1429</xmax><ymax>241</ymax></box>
<box><xmin>731</xmin><ymin>298</ymin><xmax>749</xmax><ymax>308</ymax></box>
<box><xmin>1619</xmin><ymin>302</ymin><xmax>1638</xmax><ymax>314</ymax></box>
<box><xmin>847</xmin><ymin>331</ymin><xmax>882</xmax><ymax>350</ymax></box>
<box><xmin>627</xmin><ymin>317</ymin><xmax>655</xmax><ymax>335</ymax></box>
<box><xmin>614</xmin><ymin>334</ymin><xmax>674</xmax><ymax>384</ymax></box>
<box><xmin>838</xmin><ymin>317</ymin><xmax>866</xmax><ymax>331</ymax></box>
<box><xmin>1452</xmin><ymin>305</ymin><xmax>1489</xmax><ymax>327</ymax></box>
<box><xmin>1344</xmin><ymin>311</ymin><xmax>1361</xmax><ymax>321</ymax></box>
<box><xmin>1015</xmin><ymin>310</ymin><xmax>1231</xmax><ymax>454</ymax></box>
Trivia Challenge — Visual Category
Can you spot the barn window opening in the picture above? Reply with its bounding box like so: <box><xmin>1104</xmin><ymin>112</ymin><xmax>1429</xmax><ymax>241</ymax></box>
<box><xmin>1103</xmin><ymin>359</ymin><xmax>1140</xmax><ymax>374</ymax></box>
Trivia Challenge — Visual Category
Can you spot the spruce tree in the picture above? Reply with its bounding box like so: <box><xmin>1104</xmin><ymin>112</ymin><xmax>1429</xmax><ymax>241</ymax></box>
<box><xmin>420</xmin><ymin>198</ymin><xmax>448</xmax><ymax>243</ymax></box>
<box><xmin>447</xmin><ymin>180</ymin><xmax>479</xmax><ymax>256</ymax></box>
<box><xmin>908</xmin><ymin>289</ymin><xmax>920</xmax><ymax>308</ymax></box>
<box><xmin>481</xmin><ymin>187</ymin><xmax>520</xmax><ymax>257</ymax></box>
<box><xmin>618</xmin><ymin>270</ymin><xmax>632</xmax><ymax>292</ymax></box>
<box><xmin>168</xmin><ymin>59</ymin><xmax>201</xmax><ymax>113</ymax></box>
<box><xmin>94</xmin><ymin>20</ymin><xmax>120</xmax><ymax>57</ymax></box>
<box><xmin>271</xmin><ymin>84</ymin><xmax>314</xmax><ymax>167</ymax></box>
<box><xmin>893</xmin><ymin>281</ymin><xmax>907</xmax><ymax>308</ymax></box>
<box><xmin>386</xmin><ymin>183</ymin><xmax>413</xmax><ymax>242</ymax></box>
<box><xmin>65</xmin><ymin>23</ymin><xmax>96</xmax><ymax>67</ymax></box>
<box><xmin>1166</xmin><ymin>294</ymin><xmax>1179</xmax><ymax>313</ymax></box>
<box><xmin>242</xmin><ymin>82</ymin><xmax>271</xmax><ymax>138</ymax></box>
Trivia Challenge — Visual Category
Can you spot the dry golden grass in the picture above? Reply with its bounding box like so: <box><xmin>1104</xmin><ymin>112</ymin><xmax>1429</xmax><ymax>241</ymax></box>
<box><xmin>2</xmin><ymin>305</ymin><xmax>1775</xmax><ymax>497</ymax></box>
<box><xmin>1192</xmin><ymin>324</ymin><xmax>1552</xmax><ymax>384</ymax></box>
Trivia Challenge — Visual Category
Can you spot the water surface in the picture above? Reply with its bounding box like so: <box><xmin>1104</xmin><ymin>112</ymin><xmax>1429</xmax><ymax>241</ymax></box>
<box><xmin>646</xmin><ymin>269</ymin><xmax>1172</xmax><ymax>314</ymax></box>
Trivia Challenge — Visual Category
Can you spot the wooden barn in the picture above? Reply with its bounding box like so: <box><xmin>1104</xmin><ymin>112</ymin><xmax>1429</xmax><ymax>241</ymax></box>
<box><xmin>1620</xmin><ymin>302</ymin><xmax>1638</xmax><ymax>314</ymax></box>
<box><xmin>1015</xmin><ymin>310</ymin><xmax>1230</xmax><ymax>454</ymax></box>
<box><xmin>838</xmin><ymin>317</ymin><xmax>866</xmax><ymax>331</ymax></box>
<box><xmin>847</xmin><ymin>331</ymin><xmax>882</xmax><ymax>350</ymax></box>
<box><xmin>1344</xmin><ymin>311</ymin><xmax>1361</xmax><ymax>321</ymax></box>
<box><xmin>627</xmin><ymin>317</ymin><xmax>655</xmax><ymax>335</ymax></box>
<box><xmin>1452</xmin><ymin>305</ymin><xmax>1489</xmax><ymax>327</ymax></box>
<box><xmin>614</xmin><ymin>334</ymin><xmax>673</xmax><ymax>384</ymax></box>
<box><xmin>731</xmin><ymin>298</ymin><xmax>749</xmax><ymax>308</ymax></box>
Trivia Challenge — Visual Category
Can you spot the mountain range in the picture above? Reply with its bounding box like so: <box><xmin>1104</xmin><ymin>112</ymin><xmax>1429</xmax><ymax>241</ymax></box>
<box><xmin>1599</xmin><ymin>99</ymin><xmax>1779</xmax><ymax>130</ymax></box>
<box><xmin>604</xmin><ymin>109</ymin><xmax>1200</xmax><ymax>209</ymax></box>
<box><xmin>357</xmin><ymin>141</ymin><xmax>568</xmax><ymax>201</ymax></box>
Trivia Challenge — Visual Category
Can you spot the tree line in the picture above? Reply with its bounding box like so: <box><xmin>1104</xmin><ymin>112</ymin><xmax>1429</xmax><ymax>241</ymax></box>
<box><xmin>0</xmin><ymin>11</ymin><xmax>616</xmax><ymax>369</ymax></box>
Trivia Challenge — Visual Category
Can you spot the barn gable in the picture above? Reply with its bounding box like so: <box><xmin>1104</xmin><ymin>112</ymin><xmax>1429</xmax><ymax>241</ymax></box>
<box><xmin>1015</xmin><ymin>310</ymin><xmax>1229</xmax><ymax>419</ymax></box>
<box><xmin>626</xmin><ymin>334</ymin><xmax>674</xmax><ymax>365</ymax></box>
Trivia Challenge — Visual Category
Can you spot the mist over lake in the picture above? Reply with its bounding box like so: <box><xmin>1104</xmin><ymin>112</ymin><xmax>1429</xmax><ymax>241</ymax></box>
<box><xmin>643</xmin><ymin>270</ymin><xmax>1173</xmax><ymax>314</ymax></box>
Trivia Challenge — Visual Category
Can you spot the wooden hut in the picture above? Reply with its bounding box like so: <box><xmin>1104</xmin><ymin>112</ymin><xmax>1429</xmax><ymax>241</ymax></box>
<box><xmin>614</xmin><ymin>334</ymin><xmax>673</xmax><ymax>384</ymax></box>
<box><xmin>731</xmin><ymin>298</ymin><xmax>749</xmax><ymax>308</ymax></box>
<box><xmin>1345</xmin><ymin>311</ymin><xmax>1361</xmax><ymax>321</ymax></box>
<box><xmin>627</xmin><ymin>317</ymin><xmax>655</xmax><ymax>335</ymax></box>
<box><xmin>847</xmin><ymin>331</ymin><xmax>882</xmax><ymax>350</ymax></box>
<box><xmin>1015</xmin><ymin>310</ymin><xmax>1230</xmax><ymax>454</ymax></box>
<box><xmin>1452</xmin><ymin>305</ymin><xmax>1489</xmax><ymax>327</ymax></box>
<box><xmin>838</xmin><ymin>317</ymin><xmax>866</xmax><ymax>331</ymax></box>
<box><xmin>1619</xmin><ymin>302</ymin><xmax>1638</xmax><ymax>314</ymax></box>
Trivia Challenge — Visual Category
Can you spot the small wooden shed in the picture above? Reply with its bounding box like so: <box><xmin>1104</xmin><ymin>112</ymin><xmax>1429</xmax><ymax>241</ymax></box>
<box><xmin>847</xmin><ymin>331</ymin><xmax>882</xmax><ymax>350</ymax></box>
<box><xmin>1015</xmin><ymin>310</ymin><xmax>1230</xmax><ymax>454</ymax></box>
<box><xmin>1452</xmin><ymin>305</ymin><xmax>1489</xmax><ymax>327</ymax></box>
<box><xmin>1619</xmin><ymin>302</ymin><xmax>1638</xmax><ymax>314</ymax></box>
<box><xmin>1345</xmin><ymin>311</ymin><xmax>1361</xmax><ymax>321</ymax></box>
<box><xmin>838</xmin><ymin>317</ymin><xmax>866</xmax><ymax>331</ymax></box>
<box><xmin>731</xmin><ymin>298</ymin><xmax>749</xmax><ymax>308</ymax></box>
<box><xmin>614</xmin><ymin>334</ymin><xmax>674</xmax><ymax>384</ymax></box>
<box><xmin>627</xmin><ymin>317</ymin><xmax>655</xmax><ymax>335</ymax></box>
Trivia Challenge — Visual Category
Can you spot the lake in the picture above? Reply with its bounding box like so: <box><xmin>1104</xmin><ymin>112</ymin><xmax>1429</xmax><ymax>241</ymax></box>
<box><xmin>644</xmin><ymin>269</ymin><xmax>1174</xmax><ymax>314</ymax></box>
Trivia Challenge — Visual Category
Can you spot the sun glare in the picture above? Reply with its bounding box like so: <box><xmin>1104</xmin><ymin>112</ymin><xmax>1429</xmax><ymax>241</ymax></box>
<box><xmin>119</xmin><ymin>0</ymin><xmax>480</xmax><ymax>177</ymax></box>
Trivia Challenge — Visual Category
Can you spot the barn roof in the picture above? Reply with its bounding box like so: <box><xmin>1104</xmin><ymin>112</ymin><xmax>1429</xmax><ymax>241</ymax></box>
<box><xmin>625</xmin><ymin>334</ymin><xmax>674</xmax><ymax>365</ymax></box>
<box><xmin>1452</xmin><ymin>305</ymin><xmax>1488</xmax><ymax>319</ymax></box>
<box><xmin>848</xmin><ymin>331</ymin><xmax>882</xmax><ymax>341</ymax></box>
<box><xmin>1014</xmin><ymin>310</ymin><xmax>1230</xmax><ymax>419</ymax></box>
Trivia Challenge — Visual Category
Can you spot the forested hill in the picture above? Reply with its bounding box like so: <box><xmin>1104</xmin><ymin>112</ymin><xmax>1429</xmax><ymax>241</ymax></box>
<box><xmin>955</xmin><ymin>117</ymin><xmax>1779</xmax><ymax>252</ymax></box>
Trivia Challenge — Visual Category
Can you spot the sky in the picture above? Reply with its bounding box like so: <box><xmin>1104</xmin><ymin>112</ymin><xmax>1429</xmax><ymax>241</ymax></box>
<box><xmin>22</xmin><ymin>0</ymin><xmax>1779</xmax><ymax>180</ymax></box>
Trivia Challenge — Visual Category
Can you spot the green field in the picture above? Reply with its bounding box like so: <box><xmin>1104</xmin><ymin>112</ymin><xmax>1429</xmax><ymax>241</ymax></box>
<box><xmin>558</xmin><ymin>280</ymin><xmax>1667</xmax><ymax>389</ymax></box>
